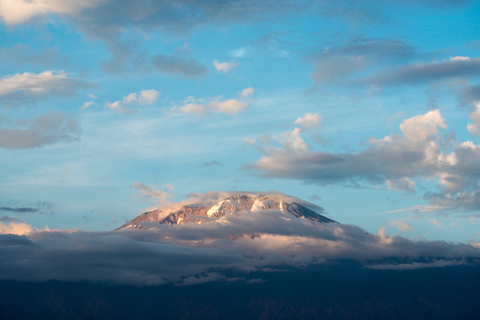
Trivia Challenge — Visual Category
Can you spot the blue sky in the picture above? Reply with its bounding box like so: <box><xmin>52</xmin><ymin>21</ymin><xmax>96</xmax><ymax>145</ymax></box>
<box><xmin>1</xmin><ymin>0</ymin><xmax>480</xmax><ymax>242</ymax></box>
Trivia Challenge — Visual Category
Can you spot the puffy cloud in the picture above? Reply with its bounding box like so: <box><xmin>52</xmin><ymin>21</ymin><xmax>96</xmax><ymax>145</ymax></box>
<box><xmin>294</xmin><ymin>113</ymin><xmax>322</xmax><ymax>131</ymax></box>
<box><xmin>105</xmin><ymin>89</ymin><xmax>159</xmax><ymax>114</ymax></box>
<box><xmin>467</xmin><ymin>101</ymin><xmax>480</xmax><ymax>135</ymax></box>
<box><xmin>138</xmin><ymin>89</ymin><xmax>159</xmax><ymax>105</ymax></box>
<box><xmin>174</xmin><ymin>89</ymin><xmax>252</xmax><ymax>116</ymax></box>
<box><xmin>213</xmin><ymin>60</ymin><xmax>237</xmax><ymax>72</ymax></box>
<box><xmin>152</xmin><ymin>54</ymin><xmax>207</xmax><ymax>78</ymax></box>
<box><xmin>0</xmin><ymin>112</ymin><xmax>79</xmax><ymax>149</ymax></box>
<box><xmin>390</xmin><ymin>220</ymin><xmax>413</xmax><ymax>232</ymax></box>
<box><xmin>246</xmin><ymin>110</ymin><xmax>480</xmax><ymax>212</ymax></box>
<box><xmin>239</xmin><ymin>87</ymin><xmax>255</xmax><ymax>97</ymax></box>
<box><xmin>0</xmin><ymin>0</ymin><xmax>104</xmax><ymax>25</ymax></box>
<box><xmin>0</xmin><ymin>71</ymin><xmax>95</xmax><ymax>100</ymax></box>
<box><xmin>0</xmin><ymin>219</ymin><xmax>33</xmax><ymax>235</ymax></box>
<box><xmin>209</xmin><ymin>99</ymin><xmax>248</xmax><ymax>115</ymax></box>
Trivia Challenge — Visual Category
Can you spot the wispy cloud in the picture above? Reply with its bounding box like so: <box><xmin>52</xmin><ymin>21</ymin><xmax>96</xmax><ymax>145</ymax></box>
<box><xmin>365</xmin><ymin>57</ymin><xmax>480</xmax><ymax>86</ymax></box>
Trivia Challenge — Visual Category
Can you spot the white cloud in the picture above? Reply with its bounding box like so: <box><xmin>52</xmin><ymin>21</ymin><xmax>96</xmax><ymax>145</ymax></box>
<box><xmin>179</xmin><ymin>103</ymin><xmax>208</xmax><ymax>115</ymax></box>
<box><xmin>467</xmin><ymin>101</ymin><xmax>480</xmax><ymax>135</ymax></box>
<box><xmin>0</xmin><ymin>220</ymin><xmax>33</xmax><ymax>235</ymax></box>
<box><xmin>390</xmin><ymin>220</ymin><xmax>413</xmax><ymax>232</ymax></box>
<box><xmin>213</xmin><ymin>60</ymin><xmax>237</xmax><ymax>72</ymax></box>
<box><xmin>429</xmin><ymin>218</ymin><xmax>443</xmax><ymax>228</ymax></box>
<box><xmin>0</xmin><ymin>0</ymin><xmax>104</xmax><ymax>26</ymax></box>
<box><xmin>176</xmin><ymin>92</ymin><xmax>250</xmax><ymax>117</ymax></box>
<box><xmin>0</xmin><ymin>71</ymin><xmax>94</xmax><ymax>97</ymax></box>
<box><xmin>209</xmin><ymin>99</ymin><xmax>248</xmax><ymax>115</ymax></box>
<box><xmin>80</xmin><ymin>101</ymin><xmax>95</xmax><ymax>110</ymax></box>
<box><xmin>122</xmin><ymin>92</ymin><xmax>137</xmax><ymax>104</ymax></box>
<box><xmin>450</xmin><ymin>56</ymin><xmax>470</xmax><ymax>61</ymax></box>
<box><xmin>239</xmin><ymin>87</ymin><xmax>255</xmax><ymax>98</ymax></box>
<box><xmin>294</xmin><ymin>113</ymin><xmax>322</xmax><ymax>131</ymax></box>
<box><xmin>138</xmin><ymin>89</ymin><xmax>159</xmax><ymax>105</ymax></box>
<box><xmin>105</xmin><ymin>89</ymin><xmax>159</xmax><ymax>114</ymax></box>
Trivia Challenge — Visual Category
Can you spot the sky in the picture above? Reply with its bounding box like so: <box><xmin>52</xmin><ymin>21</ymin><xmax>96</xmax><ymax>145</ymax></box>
<box><xmin>1</xmin><ymin>0</ymin><xmax>480</xmax><ymax>244</ymax></box>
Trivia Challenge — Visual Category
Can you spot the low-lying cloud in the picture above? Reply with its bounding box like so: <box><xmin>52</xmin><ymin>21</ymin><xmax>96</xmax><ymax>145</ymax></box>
<box><xmin>0</xmin><ymin>209</ymin><xmax>479</xmax><ymax>286</ymax></box>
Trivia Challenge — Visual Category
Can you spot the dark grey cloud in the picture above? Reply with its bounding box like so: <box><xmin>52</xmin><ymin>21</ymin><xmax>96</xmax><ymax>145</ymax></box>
<box><xmin>0</xmin><ymin>207</ymin><xmax>38</xmax><ymax>213</ymax></box>
<box><xmin>152</xmin><ymin>54</ymin><xmax>208</xmax><ymax>78</ymax></box>
<box><xmin>0</xmin><ymin>44</ymin><xmax>64</xmax><ymax>69</ymax></box>
<box><xmin>310</xmin><ymin>37</ymin><xmax>416</xmax><ymax>86</ymax></box>
<box><xmin>201</xmin><ymin>160</ymin><xmax>222</xmax><ymax>167</ymax></box>
<box><xmin>458</xmin><ymin>84</ymin><xmax>480</xmax><ymax>107</ymax></box>
<box><xmin>0</xmin><ymin>112</ymin><xmax>80</xmax><ymax>149</ymax></box>
<box><xmin>331</xmin><ymin>37</ymin><xmax>416</xmax><ymax>61</ymax></box>
<box><xmin>365</xmin><ymin>57</ymin><xmax>480</xmax><ymax>86</ymax></box>
<box><xmin>0</xmin><ymin>217</ymin><xmax>22</xmax><ymax>223</ymax></box>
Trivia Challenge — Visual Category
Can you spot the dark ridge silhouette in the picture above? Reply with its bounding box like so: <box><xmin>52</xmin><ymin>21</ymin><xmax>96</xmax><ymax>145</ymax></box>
<box><xmin>1</xmin><ymin>263</ymin><xmax>480</xmax><ymax>320</ymax></box>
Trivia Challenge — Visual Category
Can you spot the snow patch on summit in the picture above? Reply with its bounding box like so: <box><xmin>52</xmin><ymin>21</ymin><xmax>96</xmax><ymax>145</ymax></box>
<box><xmin>207</xmin><ymin>201</ymin><xmax>224</xmax><ymax>217</ymax></box>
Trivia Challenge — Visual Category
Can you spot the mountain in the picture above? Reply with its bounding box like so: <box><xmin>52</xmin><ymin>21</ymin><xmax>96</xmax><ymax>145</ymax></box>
<box><xmin>119</xmin><ymin>191</ymin><xmax>336</xmax><ymax>230</ymax></box>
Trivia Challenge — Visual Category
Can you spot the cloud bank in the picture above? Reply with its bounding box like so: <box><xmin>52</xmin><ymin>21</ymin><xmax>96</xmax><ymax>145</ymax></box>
<box><xmin>0</xmin><ymin>209</ymin><xmax>479</xmax><ymax>286</ymax></box>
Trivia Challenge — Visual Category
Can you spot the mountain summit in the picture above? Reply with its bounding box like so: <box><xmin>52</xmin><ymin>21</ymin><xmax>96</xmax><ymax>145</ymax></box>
<box><xmin>119</xmin><ymin>191</ymin><xmax>336</xmax><ymax>230</ymax></box>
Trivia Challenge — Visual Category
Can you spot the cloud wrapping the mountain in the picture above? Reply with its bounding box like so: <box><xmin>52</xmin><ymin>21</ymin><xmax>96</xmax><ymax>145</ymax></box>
<box><xmin>0</xmin><ymin>208</ymin><xmax>479</xmax><ymax>285</ymax></box>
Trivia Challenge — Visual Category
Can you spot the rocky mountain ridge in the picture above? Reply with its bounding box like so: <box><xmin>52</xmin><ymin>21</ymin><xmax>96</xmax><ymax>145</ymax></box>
<box><xmin>119</xmin><ymin>191</ymin><xmax>336</xmax><ymax>230</ymax></box>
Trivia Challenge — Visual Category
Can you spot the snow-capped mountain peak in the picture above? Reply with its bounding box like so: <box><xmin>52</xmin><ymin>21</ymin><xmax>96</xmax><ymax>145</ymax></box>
<box><xmin>118</xmin><ymin>191</ymin><xmax>336</xmax><ymax>230</ymax></box>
